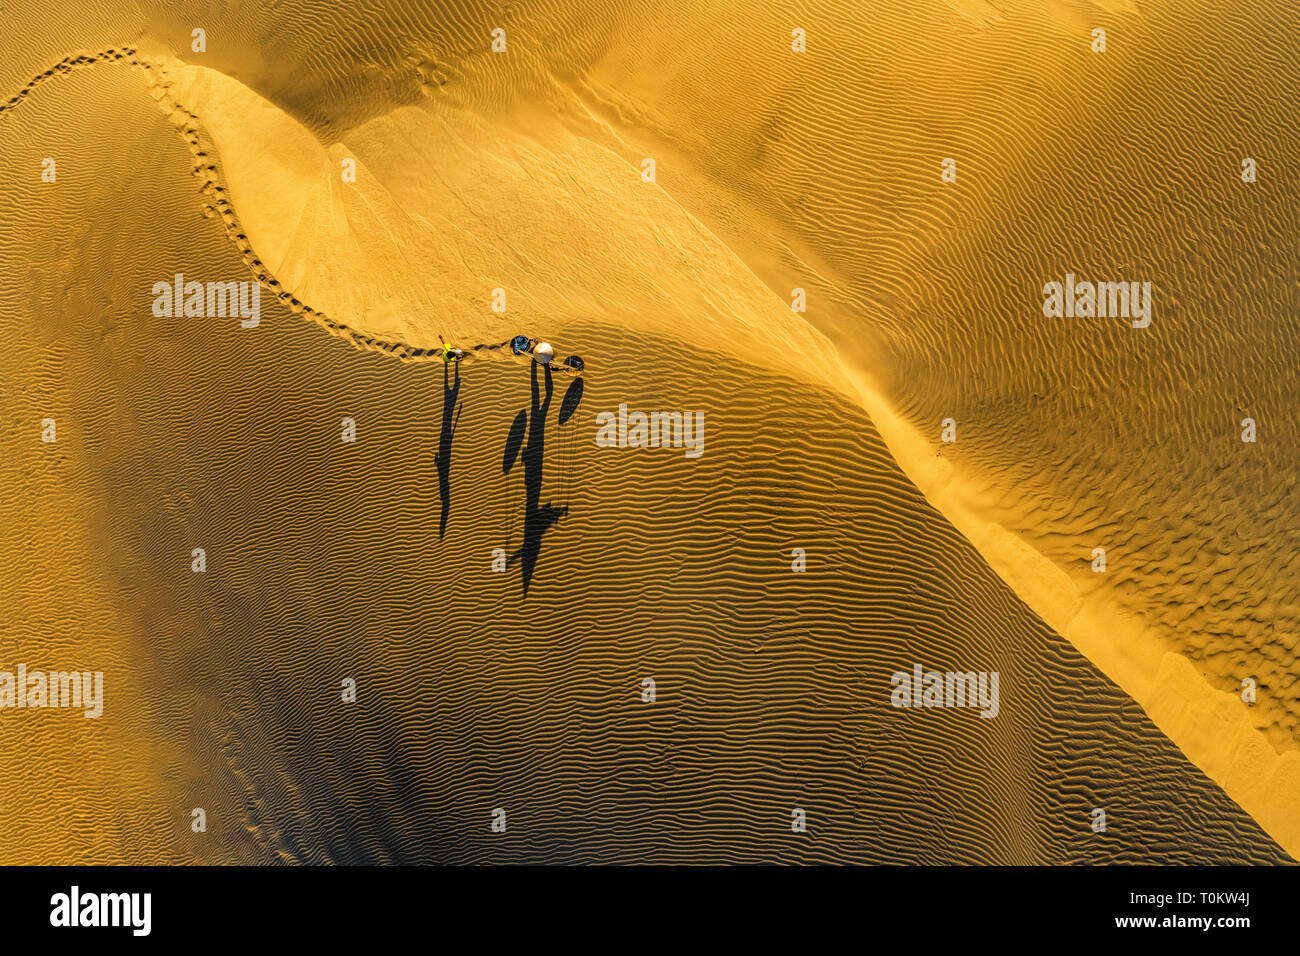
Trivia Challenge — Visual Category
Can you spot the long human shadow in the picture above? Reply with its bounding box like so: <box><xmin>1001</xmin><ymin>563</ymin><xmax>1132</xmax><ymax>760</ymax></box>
<box><xmin>502</xmin><ymin>362</ymin><xmax>582</xmax><ymax>595</ymax></box>
<box><xmin>435</xmin><ymin>361</ymin><xmax>462</xmax><ymax>538</ymax></box>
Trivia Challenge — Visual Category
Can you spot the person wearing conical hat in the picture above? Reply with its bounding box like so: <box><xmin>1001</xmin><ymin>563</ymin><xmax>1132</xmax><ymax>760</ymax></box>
<box><xmin>438</xmin><ymin>334</ymin><xmax>465</xmax><ymax>363</ymax></box>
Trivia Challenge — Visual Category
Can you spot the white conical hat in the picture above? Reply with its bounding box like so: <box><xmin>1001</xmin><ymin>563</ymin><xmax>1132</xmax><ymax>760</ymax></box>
<box><xmin>534</xmin><ymin>342</ymin><xmax>555</xmax><ymax>364</ymax></box>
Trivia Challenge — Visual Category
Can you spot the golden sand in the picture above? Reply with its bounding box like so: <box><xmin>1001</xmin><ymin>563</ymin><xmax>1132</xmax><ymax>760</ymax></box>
<box><xmin>1</xmin><ymin>0</ymin><xmax>1296</xmax><ymax>861</ymax></box>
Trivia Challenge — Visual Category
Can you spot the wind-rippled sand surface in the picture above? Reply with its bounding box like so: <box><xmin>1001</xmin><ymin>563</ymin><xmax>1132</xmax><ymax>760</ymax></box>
<box><xmin>0</xmin><ymin>0</ymin><xmax>1296</xmax><ymax>861</ymax></box>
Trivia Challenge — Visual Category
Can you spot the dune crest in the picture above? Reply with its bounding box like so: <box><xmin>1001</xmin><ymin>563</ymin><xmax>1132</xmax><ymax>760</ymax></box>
<box><xmin>841</xmin><ymin>364</ymin><xmax>1300</xmax><ymax>859</ymax></box>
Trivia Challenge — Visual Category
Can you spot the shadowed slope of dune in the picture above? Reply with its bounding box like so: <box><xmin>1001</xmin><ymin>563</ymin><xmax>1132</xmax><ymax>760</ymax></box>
<box><xmin>0</xmin><ymin>59</ymin><xmax>200</xmax><ymax>864</ymax></box>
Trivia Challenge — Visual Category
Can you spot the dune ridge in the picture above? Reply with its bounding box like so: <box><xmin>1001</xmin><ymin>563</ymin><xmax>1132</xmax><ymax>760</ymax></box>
<box><xmin>838</xmin><ymin>363</ymin><xmax>1300</xmax><ymax>859</ymax></box>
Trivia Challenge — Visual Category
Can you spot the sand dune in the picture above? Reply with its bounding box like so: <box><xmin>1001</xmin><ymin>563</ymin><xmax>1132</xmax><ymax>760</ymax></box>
<box><xmin>0</xmin><ymin>0</ymin><xmax>1296</xmax><ymax>862</ymax></box>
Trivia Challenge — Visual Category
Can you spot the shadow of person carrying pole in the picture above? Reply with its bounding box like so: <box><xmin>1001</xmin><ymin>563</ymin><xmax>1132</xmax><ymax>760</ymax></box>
<box><xmin>514</xmin><ymin>359</ymin><xmax>568</xmax><ymax>595</ymax></box>
<box><xmin>436</xmin><ymin>360</ymin><xmax>462</xmax><ymax>538</ymax></box>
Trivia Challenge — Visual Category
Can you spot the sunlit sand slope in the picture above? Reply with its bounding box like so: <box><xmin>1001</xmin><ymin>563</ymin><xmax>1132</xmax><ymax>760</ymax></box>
<box><xmin>141</xmin><ymin>54</ymin><xmax>843</xmax><ymax>386</ymax></box>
